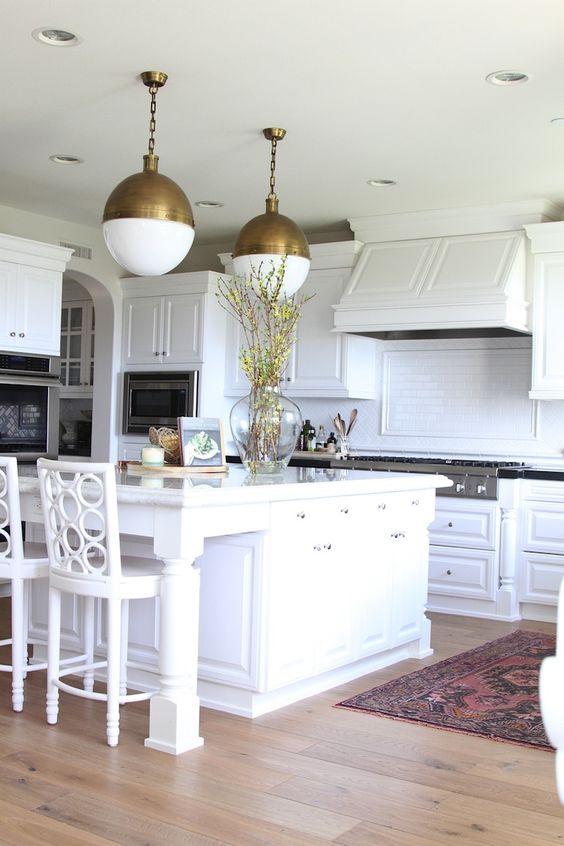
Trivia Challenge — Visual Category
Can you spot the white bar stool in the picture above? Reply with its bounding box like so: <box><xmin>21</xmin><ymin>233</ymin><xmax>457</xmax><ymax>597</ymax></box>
<box><xmin>540</xmin><ymin>577</ymin><xmax>564</xmax><ymax>804</ymax></box>
<box><xmin>37</xmin><ymin>458</ymin><xmax>163</xmax><ymax>747</ymax></box>
<box><xmin>0</xmin><ymin>456</ymin><xmax>49</xmax><ymax>711</ymax></box>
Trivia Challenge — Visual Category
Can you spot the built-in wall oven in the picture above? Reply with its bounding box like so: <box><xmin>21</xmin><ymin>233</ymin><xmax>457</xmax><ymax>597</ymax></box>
<box><xmin>0</xmin><ymin>353</ymin><xmax>61</xmax><ymax>461</ymax></box>
<box><xmin>123</xmin><ymin>371</ymin><xmax>199</xmax><ymax>434</ymax></box>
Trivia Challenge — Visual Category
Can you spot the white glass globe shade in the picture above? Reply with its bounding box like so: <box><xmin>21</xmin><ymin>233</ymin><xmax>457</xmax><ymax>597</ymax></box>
<box><xmin>232</xmin><ymin>253</ymin><xmax>310</xmax><ymax>297</ymax></box>
<box><xmin>103</xmin><ymin>218</ymin><xmax>195</xmax><ymax>276</ymax></box>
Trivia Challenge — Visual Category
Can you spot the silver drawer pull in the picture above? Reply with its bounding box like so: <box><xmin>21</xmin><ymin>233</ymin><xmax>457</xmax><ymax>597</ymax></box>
<box><xmin>446</xmin><ymin>569</ymin><xmax>452</xmax><ymax>575</ymax></box>
<box><xmin>390</xmin><ymin>531</ymin><xmax>406</xmax><ymax>539</ymax></box>
<box><xmin>411</xmin><ymin>499</ymin><xmax>419</xmax><ymax>506</ymax></box>
<box><xmin>340</xmin><ymin>506</ymin><xmax>349</xmax><ymax>514</ymax></box>
<box><xmin>377</xmin><ymin>503</ymin><xmax>387</xmax><ymax>510</ymax></box>
<box><xmin>323</xmin><ymin>543</ymin><xmax>332</xmax><ymax>550</ymax></box>
<box><xmin>297</xmin><ymin>511</ymin><xmax>305</xmax><ymax>519</ymax></box>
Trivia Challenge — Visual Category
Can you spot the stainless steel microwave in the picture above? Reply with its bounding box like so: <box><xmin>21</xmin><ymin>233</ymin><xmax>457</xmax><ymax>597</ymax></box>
<box><xmin>123</xmin><ymin>371</ymin><xmax>199</xmax><ymax>434</ymax></box>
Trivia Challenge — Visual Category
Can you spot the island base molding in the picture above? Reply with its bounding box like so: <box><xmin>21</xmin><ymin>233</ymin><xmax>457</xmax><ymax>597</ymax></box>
<box><xmin>198</xmin><ymin>638</ymin><xmax>433</xmax><ymax>719</ymax></box>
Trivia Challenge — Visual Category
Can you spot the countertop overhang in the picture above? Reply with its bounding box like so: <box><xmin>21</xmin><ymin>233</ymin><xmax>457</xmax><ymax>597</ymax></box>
<box><xmin>20</xmin><ymin>465</ymin><xmax>452</xmax><ymax>509</ymax></box>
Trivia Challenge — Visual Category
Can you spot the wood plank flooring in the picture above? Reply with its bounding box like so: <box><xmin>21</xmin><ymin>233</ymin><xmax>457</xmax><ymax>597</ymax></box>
<box><xmin>0</xmin><ymin>600</ymin><xmax>562</xmax><ymax>845</ymax></box>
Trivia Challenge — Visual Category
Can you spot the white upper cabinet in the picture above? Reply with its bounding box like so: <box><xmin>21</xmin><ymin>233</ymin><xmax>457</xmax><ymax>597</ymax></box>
<box><xmin>0</xmin><ymin>235</ymin><xmax>72</xmax><ymax>355</ymax></box>
<box><xmin>122</xmin><ymin>292</ymin><xmax>204</xmax><ymax>366</ymax></box>
<box><xmin>525</xmin><ymin>222</ymin><xmax>564</xmax><ymax>399</ymax></box>
<box><xmin>223</xmin><ymin>242</ymin><xmax>377</xmax><ymax>399</ymax></box>
<box><xmin>120</xmin><ymin>272</ymin><xmax>231</xmax><ymax>422</ymax></box>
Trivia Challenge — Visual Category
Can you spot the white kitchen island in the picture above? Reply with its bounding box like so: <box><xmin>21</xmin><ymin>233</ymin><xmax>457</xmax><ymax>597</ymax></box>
<box><xmin>19</xmin><ymin>465</ymin><xmax>450</xmax><ymax>755</ymax></box>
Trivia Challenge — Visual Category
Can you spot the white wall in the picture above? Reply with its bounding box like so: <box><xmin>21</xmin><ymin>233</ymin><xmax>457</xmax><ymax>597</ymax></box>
<box><xmin>294</xmin><ymin>336</ymin><xmax>564</xmax><ymax>462</ymax></box>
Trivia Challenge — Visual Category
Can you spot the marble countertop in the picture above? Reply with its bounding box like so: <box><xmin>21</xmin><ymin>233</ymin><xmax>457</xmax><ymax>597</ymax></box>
<box><xmin>20</xmin><ymin>464</ymin><xmax>452</xmax><ymax>508</ymax></box>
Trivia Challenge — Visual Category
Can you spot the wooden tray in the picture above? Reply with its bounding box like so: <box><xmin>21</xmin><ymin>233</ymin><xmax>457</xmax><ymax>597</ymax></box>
<box><xmin>122</xmin><ymin>461</ymin><xmax>228</xmax><ymax>476</ymax></box>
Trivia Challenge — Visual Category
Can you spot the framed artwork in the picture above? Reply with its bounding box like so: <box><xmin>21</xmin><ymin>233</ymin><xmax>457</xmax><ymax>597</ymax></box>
<box><xmin>177</xmin><ymin>417</ymin><xmax>227</xmax><ymax>471</ymax></box>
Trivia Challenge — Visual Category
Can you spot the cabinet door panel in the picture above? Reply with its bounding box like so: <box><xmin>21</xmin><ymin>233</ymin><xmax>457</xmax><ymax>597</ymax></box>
<box><xmin>17</xmin><ymin>266</ymin><xmax>62</xmax><ymax>353</ymax></box>
<box><xmin>0</xmin><ymin>261</ymin><xmax>18</xmax><ymax>344</ymax></box>
<box><xmin>520</xmin><ymin>552</ymin><xmax>564</xmax><ymax>604</ymax></box>
<box><xmin>428</xmin><ymin>547</ymin><xmax>496</xmax><ymax>598</ymax></box>
<box><xmin>122</xmin><ymin>298</ymin><xmax>161</xmax><ymax>364</ymax></box>
<box><xmin>530</xmin><ymin>254</ymin><xmax>564</xmax><ymax>398</ymax></box>
<box><xmin>198</xmin><ymin>535</ymin><xmax>261</xmax><ymax>689</ymax></box>
<box><xmin>523</xmin><ymin>504</ymin><xmax>564</xmax><ymax>554</ymax></box>
<box><xmin>164</xmin><ymin>294</ymin><xmax>204</xmax><ymax>362</ymax></box>
<box><xmin>429</xmin><ymin>502</ymin><xmax>499</xmax><ymax>549</ymax></box>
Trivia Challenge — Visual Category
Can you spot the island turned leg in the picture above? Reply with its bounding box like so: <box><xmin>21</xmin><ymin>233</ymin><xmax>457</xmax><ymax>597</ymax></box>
<box><xmin>144</xmin><ymin>555</ymin><xmax>204</xmax><ymax>755</ymax></box>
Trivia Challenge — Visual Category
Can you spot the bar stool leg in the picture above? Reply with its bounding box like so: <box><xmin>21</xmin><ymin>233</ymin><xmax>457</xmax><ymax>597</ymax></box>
<box><xmin>46</xmin><ymin>586</ymin><xmax>62</xmax><ymax>725</ymax></box>
<box><xmin>11</xmin><ymin>577</ymin><xmax>24</xmax><ymax>712</ymax></box>
<box><xmin>106</xmin><ymin>597</ymin><xmax>121</xmax><ymax>747</ymax></box>
<box><xmin>82</xmin><ymin>596</ymin><xmax>95</xmax><ymax>693</ymax></box>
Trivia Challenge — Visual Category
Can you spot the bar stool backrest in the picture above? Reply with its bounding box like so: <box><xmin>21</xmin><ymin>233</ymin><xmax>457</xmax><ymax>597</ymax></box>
<box><xmin>0</xmin><ymin>457</ymin><xmax>25</xmax><ymax>567</ymax></box>
<box><xmin>37</xmin><ymin>459</ymin><xmax>123</xmax><ymax>588</ymax></box>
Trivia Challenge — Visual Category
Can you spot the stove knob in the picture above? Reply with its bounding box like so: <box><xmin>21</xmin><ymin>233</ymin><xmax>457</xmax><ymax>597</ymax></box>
<box><xmin>455</xmin><ymin>483</ymin><xmax>465</xmax><ymax>493</ymax></box>
<box><xmin>476</xmin><ymin>483</ymin><xmax>487</xmax><ymax>495</ymax></box>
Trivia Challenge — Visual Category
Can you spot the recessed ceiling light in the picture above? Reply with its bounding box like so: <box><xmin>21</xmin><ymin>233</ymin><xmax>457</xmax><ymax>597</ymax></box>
<box><xmin>49</xmin><ymin>154</ymin><xmax>83</xmax><ymax>165</ymax></box>
<box><xmin>367</xmin><ymin>179</ymin><xmax>397</xmax><ymax>187</ymax></box>
<box><xmin>195</xmin><ymin>200</ymin><xmax>224</xmax><ymax>208</ymax></box>
<box><xmin>32</xmin><ymin>27</ymin><xmax>81</xmax><ymax>47</ymax></box>
<box><xmin>486</xmin><ymin>70</ymin><xmax>529</xmax><ymax>86</ymax></box>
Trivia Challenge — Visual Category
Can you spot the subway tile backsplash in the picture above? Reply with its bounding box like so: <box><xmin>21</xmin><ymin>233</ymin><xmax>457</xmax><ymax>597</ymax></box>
<box><xmin>293</xmin><ymin>336</ymin><xmax>564</xmax><ymax>460</ymax></box>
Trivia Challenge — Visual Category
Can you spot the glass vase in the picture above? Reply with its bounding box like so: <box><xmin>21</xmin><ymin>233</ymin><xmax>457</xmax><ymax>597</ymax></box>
<box><xmin>229</xmin><ymin>385</ymin><xmax>302</xmax><ymax>474</ymax></box>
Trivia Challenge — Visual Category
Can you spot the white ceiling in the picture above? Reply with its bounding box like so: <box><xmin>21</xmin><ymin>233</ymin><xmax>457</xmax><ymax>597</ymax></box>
<box><xmin>4</xmin><ymin>0</ymin><xmax>564</xmax><ymax>251</ymax></box>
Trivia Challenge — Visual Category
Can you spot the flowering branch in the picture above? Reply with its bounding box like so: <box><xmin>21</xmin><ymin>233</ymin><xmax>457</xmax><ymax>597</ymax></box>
<box><xmin>216</xmin><ymin>259</ymin><xmax>312</xmax><ymax>388</ymax></box>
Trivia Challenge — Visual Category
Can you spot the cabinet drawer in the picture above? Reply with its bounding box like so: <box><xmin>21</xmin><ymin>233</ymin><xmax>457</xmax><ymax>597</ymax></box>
<box><xmin>520</xmin><ymin>552</ymin><xmax>564</xmax><ymax>604</ymax></box>
<box><xmin>428</xmin><ymin>547</ymin><xmax>496</xmax><ymax>599</ymax></box>
<box><xmin>522</xmin><ymin>503</ymin><xmax>564</xmax><ymax>554</ymax></box>
<box><xmin>429</xmin><ymin>503</ymin><xmax>498</xmax><ymax>549</ymax></box>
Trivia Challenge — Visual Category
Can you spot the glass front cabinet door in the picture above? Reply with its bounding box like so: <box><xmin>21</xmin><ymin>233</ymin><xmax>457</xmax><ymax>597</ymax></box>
<box><xmin>60</xmin><ymin>301</ymin><xmax>95</xmax><ymax>396</ymax></box>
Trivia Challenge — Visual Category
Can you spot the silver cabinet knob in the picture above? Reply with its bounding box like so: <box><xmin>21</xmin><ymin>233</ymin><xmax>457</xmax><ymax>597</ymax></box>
<box><xmin>154</xmin><ymin>351</ymin><xmax>160</xmax><ymax>357</ymax></box>
<box><xmin>9</xmin><ymin>331</ymin><xmax>15</xmax><ymax>337</ymax></box>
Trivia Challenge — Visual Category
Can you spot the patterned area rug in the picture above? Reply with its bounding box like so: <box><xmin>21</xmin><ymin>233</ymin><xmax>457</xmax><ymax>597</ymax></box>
<box><xmin>336</xmin><ymin>630</ymin><xmax>555</xmax><ymax>749</ymax></box>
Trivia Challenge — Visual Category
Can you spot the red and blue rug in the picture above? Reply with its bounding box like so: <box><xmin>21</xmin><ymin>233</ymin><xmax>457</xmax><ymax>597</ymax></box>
<box><xmin>336</xmin><ymin>630</ymin><xmax>555</xmax><ymax>750</ymax></box>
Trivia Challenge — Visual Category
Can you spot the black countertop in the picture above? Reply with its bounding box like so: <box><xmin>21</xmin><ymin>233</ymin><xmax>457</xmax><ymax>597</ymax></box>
<box><xmin>498</xmin><ymin>466</ymin><xmax>564</xmax><ymax>481</ymax></box>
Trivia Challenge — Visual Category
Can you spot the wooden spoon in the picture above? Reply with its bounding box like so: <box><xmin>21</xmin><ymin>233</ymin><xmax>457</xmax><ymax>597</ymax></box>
<box><xmin>347</xmin><ymin>408</ymin><xmax>358</xmax><ymax>436</ymax></box>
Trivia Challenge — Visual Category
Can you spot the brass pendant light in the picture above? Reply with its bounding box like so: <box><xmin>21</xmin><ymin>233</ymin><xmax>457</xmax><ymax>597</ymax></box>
<box><xmin>232</xmin><ymin>128</ymin><xmax>310</xmax><ymax>296</ymax></box>
<box><xmin>102</xmin><ymin>71</ymin><xmax>195</xmax><ymax>277</ymax></box>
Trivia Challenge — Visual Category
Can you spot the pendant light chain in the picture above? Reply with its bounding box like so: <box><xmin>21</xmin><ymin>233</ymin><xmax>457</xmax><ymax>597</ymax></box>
<box><xmin>148</xmin><ymin>83</ymin><xmax>158</xmax><ymax>156</ymax></box>
<box><xmin>269</xmin><ymin>136</ymin><xmax>278</xmax><ymax>199</ymax></box>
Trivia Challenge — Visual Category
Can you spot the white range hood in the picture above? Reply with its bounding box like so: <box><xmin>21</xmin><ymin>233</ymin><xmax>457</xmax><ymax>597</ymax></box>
<box><xmin>333</xmin><ymin>229</ymin><xmax>531</xmax><ymax>338</ymax></box>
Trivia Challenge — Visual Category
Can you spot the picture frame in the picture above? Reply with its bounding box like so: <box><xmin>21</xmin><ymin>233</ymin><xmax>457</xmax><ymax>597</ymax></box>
<box><xmin>177</xmin><ymin>417</ymin><xmax>227</xmax><ymax>472</ymax></box>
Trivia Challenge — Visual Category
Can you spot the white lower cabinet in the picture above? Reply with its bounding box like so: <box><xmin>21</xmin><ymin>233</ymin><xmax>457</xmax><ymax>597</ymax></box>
<box><xmin>427</xmin><ymin>498</ymin><xmax>500</xmax><ymax>616</ymax></box>
<box><xmin>518</xmin><ymin>480</ymin><xmax>564</xmax><ymax>617</ymax></box>
<box><xmin>265</xmin><ymin>491</ymin><xmax>432</xmax><ymax>693</ymax></box>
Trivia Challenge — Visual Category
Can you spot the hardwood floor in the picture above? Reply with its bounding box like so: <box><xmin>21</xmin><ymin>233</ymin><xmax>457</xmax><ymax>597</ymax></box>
<box><xmin>0</xmin><ymin>600</ymin><xmax>561</xmax><ymax>845</ymax></box>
